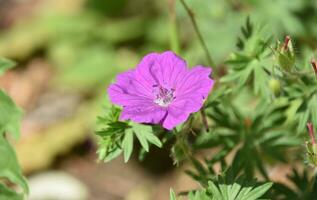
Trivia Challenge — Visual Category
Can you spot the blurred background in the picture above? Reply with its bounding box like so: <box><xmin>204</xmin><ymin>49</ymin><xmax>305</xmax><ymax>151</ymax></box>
<box><xmin>0</xmin><ymin>0</ymin><xmax>317</xmax><ymax>199</ymax></box>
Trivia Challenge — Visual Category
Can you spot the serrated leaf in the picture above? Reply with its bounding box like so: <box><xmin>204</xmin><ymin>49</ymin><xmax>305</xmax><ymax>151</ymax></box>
<box><xmin>95</xmin><ymin>121</ymin><xmax>128</xmax><ymax>137</ymax></box>
<box><xmin>207</xmin><ymin>181</ymin><xmax>222</xmax><ymax>199</ymax></box>
<box><xmin>134</xmin><ymin>130</ymin><xmax>149</xmax><ymax>152</ymax></box>
<box><xmin>104</xmin><ymin>148</ymin><xmax>122</xmax><ymax>162</ymax></box>
<box><xmin>122</xmin><ymin>129</ymin><xmax>134</xmax><ymax>163</ymax></box>
<box><xmin>241</xmin><ymin>182</ymin><xmax>273</xmax><ymax>200</ymax></box>
<box><xmin>188</xmin><ymin>190</ymin><xmax>210</xmax><ymax>200</ymax></box>
<box><xmin>143</xmin><ymin>131</ymin><xmax>162</xmax><ymax>148</ymax></box>
<box><xmin>132</xmin><ymin>123</ymin><xmax>162</xmax><ymax>152</ymax></box>
<box><xmin>229</xmin><ymin>182</ymin><xmax>242</xmax><ymax>200</ymax></box>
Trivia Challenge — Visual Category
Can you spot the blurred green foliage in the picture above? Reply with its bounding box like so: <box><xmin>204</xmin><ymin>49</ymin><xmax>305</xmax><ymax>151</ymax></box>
<box><xmin>0</xmin><ymin>59</ymin><xmax>28</xmax><ymax>199</ymax></box>
<box><xmin>1</xmin><ymin>0</ymin><xmax>317</xmax><ymax>199</ymax></box>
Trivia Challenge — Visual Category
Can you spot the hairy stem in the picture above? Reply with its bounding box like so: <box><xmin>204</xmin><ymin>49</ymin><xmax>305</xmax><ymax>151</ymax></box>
<box><xmin>179</xmin><ymin>0</ymin><xmax>216</xmax><ymax>67</ymax></box>
<box><xmin>200</xmin><ymin>107</ymin><xmax>209</xmax><ymax>132</ymax></box>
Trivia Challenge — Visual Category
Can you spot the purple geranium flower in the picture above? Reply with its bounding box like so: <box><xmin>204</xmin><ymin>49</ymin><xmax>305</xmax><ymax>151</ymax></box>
<box><xmin>108</xmin><ymin>51</ymin><xmax>214</xmax><ymax>130</ymax></box>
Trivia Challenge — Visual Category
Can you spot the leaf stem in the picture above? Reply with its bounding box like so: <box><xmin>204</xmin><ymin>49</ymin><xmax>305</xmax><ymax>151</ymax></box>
<box><xmin>179</xmin><ymin>0</ymin><xmax>216</xmax><ymax>67</ymax></box>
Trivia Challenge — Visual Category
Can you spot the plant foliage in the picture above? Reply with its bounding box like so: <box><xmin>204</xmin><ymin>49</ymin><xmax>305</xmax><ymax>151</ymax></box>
<box><xmin>95</xmin><ymin>3</ymin><xmax>317</xmax><ymax>200</ymax></box>
<box><xmin>0</xmin><ymin>59</ymin><xmax>28</xmax><ymax>199</ymax></box>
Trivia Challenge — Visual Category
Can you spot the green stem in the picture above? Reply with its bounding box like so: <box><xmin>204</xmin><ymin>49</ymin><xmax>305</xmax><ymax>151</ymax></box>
<box><xmin>179</xmin><ymin>0</ymin><xmax>216</xmax><ymax>67</ymax></box>
<box><xmin>168</xmin><ymin>0</ymin><xmax>181</xmax><ymax>54</ymax></box>
<box><xmin>200</xmin><ymin>107</ymin><xmax>209</xmax><ymax>132</ymax></box>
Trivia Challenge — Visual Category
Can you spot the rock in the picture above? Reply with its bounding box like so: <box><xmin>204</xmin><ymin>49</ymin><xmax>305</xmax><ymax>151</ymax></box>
<box><xmin>27</xmin><ymin>171</ymin><xmax>89</xmax><ymax>200</ymax></box>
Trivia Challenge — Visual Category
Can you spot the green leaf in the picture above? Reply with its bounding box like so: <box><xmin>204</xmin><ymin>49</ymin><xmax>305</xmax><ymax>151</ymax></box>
<box><xmin>0</xmin><ymin>183</ymin><xmax>23</xmax><ymax>200</ymax></box>
<box><xmin>170</xmin><ymin>189</ymin><xmax>177</xmax><ymax>200</ymax></box>
<box><xmin>241</xmin><ymin>182</ymin><xmax>273</xmax><ymax>200</ymax></box>
<box><xmin>122</xmin><ymin>129</ymin><xmax>134</xmax><ymax>163</ymax></box>
<box><xmin>207</xmin><ymin>181</ymin><xmax>223</xmax><ymax>199</ymax></box>
<box><xmin>0</xmin><ymin>88</ymin><xmax>27</xmax><ymax>196</ymax></box>
<box><xmin>134</xmin><ymin>129</ymin><xmax>149</xmax><ymax>152</ymax></box>
<box><xmin>104</xmin><ymin>148</ymin><xmax>122</xmax><ymax>162</ymax></box>
<box><xmin>95</xmin><ymin>121</ymin><xmax>128</xmax><ymax>137</ymax></box>
<box><xmin>188</xmin><ymin>190</ymin><xmax>210</xmax><ymax>200</ymax></box>
<box><xmin>0</xmin><ymin>58</ymin><xmax>16</xmax><ymax>76</ymax></box>
<box><xmin>132</xmin><ymin>123</ymin><xmax>162</xmax><ymax>152</ymax></box>
<box><xmin>0</xmin><ymin>136</ymin><xmax>29</xmax><ymax>194</ymax></box>
<box><xmin>143</xmin><ymin>131</ymin><xmax>162</xmax><ymax>148</ymax></box>
<box><xmin>0</xmin><ymin>90</ymin><xmax>22</xmax><ymax>139</ymax></box>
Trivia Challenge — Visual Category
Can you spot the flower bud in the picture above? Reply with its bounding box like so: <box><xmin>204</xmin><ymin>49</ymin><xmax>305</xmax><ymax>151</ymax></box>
<box><xmin>306</xmin><ymin>122</ymin><xmax>317</xmax><ymax>167</ymax></box>
<box><xmin>269</xmin><ymin>78</ymin><xmax>281</xmax><ymax>96</ymax></box>
<box><xmin>311</xmin><ymin>59</ymin><xmax>317</xmax><ymax>78</ymax></box>
<box><xmin>276</xmin><ymin>36</ymin><xmax>295</xmax><ymax>71</ymax></box>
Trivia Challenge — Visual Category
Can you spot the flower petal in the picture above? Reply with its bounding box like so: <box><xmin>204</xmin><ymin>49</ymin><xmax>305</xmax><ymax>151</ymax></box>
<box><xmin>156</xmin><ymin>51</ymin><xmax>187</xmax><ymax>87</ymax></box>
<box><xmin>162</xmin><ymin>103</ymin><xmax>190</xmax><ymax>130</ymax></box>
<box><xmin>176</xmin><ymin>66</ymin><xmax>213</xmax><ymax>100</ymax></box>
<box><xmin>134</xmin><ymin>53</ymin><xmax>161</xmax><ymax>88</ymax></box>
<box><xmin>108</xmin><ymin>70</ymin><xmax>154</xmax><ymax>106</ymax></box>
<box><xmin>120</xmin><ymin>103</ymin><xmax>167</xmax><ymax>124</ymax></box>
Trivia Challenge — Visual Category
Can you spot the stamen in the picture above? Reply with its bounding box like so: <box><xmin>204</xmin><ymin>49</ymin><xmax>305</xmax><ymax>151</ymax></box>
<box><xmin>153</xmin><ymin>85</ymin><xmax>175</xmax><ymax>107</ymax></box>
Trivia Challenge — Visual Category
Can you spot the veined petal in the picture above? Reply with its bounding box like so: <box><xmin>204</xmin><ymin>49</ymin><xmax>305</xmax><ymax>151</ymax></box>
<box><xmin>120</xmin><ymin>103</ymin><xmax>167</xmax><ymax>124</ymax></box>
<box><xmin>156</xmin><ymin>51</ymin><xmax>187</xmax><ymax>87</ymax></box>
<box><xmin>108</xmin><ymin>84</ymin><xmax>152</xmax><ymax>106</ymax></box>
<box><xmin>162</xmin><ymin>103</ymin><xmax>190</xmax><ymax>130</ymax></box>
<box><xmin>176</xmin><ymin>66</ymin><xmax>213</xmax><ymax>99</ymax></box>
<box><xmin>135</xmin><ymin>53</ymin><xmax>161</xmax><ymax>88</ymax></box>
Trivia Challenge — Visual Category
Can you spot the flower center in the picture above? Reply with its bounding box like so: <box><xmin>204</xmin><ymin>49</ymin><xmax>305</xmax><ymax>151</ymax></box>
<box><xmin>153</xmin><ymin>85</ymin><xmax>175</xmax><ymax>107</ymax></box>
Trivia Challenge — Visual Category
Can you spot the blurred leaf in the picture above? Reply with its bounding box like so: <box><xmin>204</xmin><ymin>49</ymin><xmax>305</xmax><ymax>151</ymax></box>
<box><xmin>0</xmin><ymin>136</ymin><xmax>28</xmax><ymax>194</ymax></box>
<box><xmin>170</xmin><ymin>189</ymin><xmax>177</xmax><ymax>200</ymax></box>
<box><xmin>98</xmin><ymin>17</ymin><xmax>147</xmax><ymax>43</ymax></box>
<box><xmin>0</xmin><ymin>91</ymin><xmax>22</xmax><ymax>140</ymax></box>
<box><xmin>188</xmin><ymin>190</ymin><xmax>210</xmax><ymax>200</ymax></box>
<box><xmin>52</xmin><ymin>45</ymin><xmax>117</xmax><ymax>91</ymax></box>
<box><xmin>0</xmin><ymin>59</ymin><xmax>28</xmax><ymax>197</ymax></box>
<box><xmin>0</xmin><ymin>183</ymin><xmax>23</xmax><ymax>200</ymax></box>
<box><xmin>0</xmin><ymin>58</ymin><xmax>15</xmax><ymax>76</ymax></box>
<box><xmin>270</xmin><ymin>168</ymin><xmax>317</xmax><ymax>199</ymax></box>
<box><xmin>86</xmin><ymin>0</ymin><xmax>127</xmax><ymax>16</ymax></box>
<box><xmin>221</xmin><ymin>18</ymin><xmax>273</xmax><ymax>97</ymax></box>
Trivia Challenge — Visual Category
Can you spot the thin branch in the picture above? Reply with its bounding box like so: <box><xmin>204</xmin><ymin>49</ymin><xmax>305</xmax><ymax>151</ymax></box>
<box><xmin>179</xmin><ymin>0</ymin><xmax>216</xmax><ymax>67</ymax></box>
<box><xmin>200</xmin><ymin>107</ymin><xmax>209</xmax><ymax>132</ymax></box>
